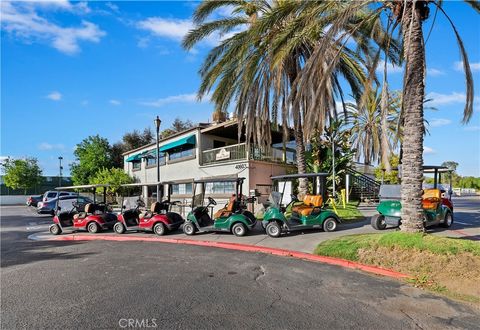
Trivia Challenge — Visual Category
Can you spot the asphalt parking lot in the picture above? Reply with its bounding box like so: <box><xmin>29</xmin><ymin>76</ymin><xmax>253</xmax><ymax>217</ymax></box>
<box><xmin>1</xmin><ymin>197</ymin><xmax>480</xmax><ymax>329</ymax></box>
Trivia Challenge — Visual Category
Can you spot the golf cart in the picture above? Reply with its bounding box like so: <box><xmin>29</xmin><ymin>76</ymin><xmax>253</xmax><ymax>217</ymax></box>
<box><xmin>49</xmin><ymin>184</ymin><xmax>118</xmax><ymax>235</ymax></box>
<box><xmin>262</xmin><ymin>173</ymin><xmax>340</xmax><ymax>237</ymax></box>
<box><xmin>114</xmin><ymin>182</ymin><xmax>184</xmax><ymax>236</ymax></box>
<box><xmin>183</xmin><ymin>177</ymin><xmax>256</xmax><ymax>237</ymax></box>
<box><xmin>371</xmin><ymin>165</ymin><xmax>454</xmax><ymax>230</ymax></box>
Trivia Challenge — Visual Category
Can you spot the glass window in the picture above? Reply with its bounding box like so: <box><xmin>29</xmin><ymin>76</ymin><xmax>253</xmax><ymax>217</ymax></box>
<box><xmin>168</xmin><ymin>145</ymin><xmax>195</xmax><ymax>161</ymax></box>
<box><xmin>205</xmin><ymin>181</ymin><xmax>235</xmax><ymax>194</ymax></box>
<box><xmin>171</xmin><ymin>183</ymin><xmax>193</xmax><ymax>195</ymax></box>
<box><xmin>59</xmin><ymin>192</ymin><xmax>69</xmax><ymax>197</ymax></box>
<box><xmin>47</xmin><ymin>192</ymin><xmax>57</xmax><ymax>198</ymax></box>
<box><xmin>146</xmin><ymin>152</ymin><xmax>166</xmax><ymax>167</ymax></box>
<box><xmin>132</xmin><ymin>161</ymin><xmax>141</xmax><ymax>170</ymax></box>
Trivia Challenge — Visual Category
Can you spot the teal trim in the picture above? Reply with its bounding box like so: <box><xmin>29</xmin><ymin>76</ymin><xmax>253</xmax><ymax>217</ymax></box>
<box><xmin>126</xmin><ymin>153</ymin><xmax>142</xmax><ymax>162</ymax></box>
<box><xmin>159</xmin><ymin>135</ymin><xmax>196</xmax><ymax>152</ymax></box>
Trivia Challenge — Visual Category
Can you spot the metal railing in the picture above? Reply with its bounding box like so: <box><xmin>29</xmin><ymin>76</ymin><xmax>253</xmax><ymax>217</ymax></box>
<box><xmin>201</xmin><ymin>143</ymin><xmax>296</xmax><ymax>166</ymax></box>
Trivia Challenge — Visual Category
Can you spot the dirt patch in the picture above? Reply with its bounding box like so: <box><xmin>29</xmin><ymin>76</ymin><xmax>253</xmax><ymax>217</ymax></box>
<box><xmin>357</xmin><ymin>246</ymin><xmax>480</xmax><ymax>301</ymax></box>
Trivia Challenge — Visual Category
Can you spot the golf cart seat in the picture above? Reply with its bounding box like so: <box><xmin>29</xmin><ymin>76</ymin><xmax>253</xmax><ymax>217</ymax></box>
<box><xmin>422</xmin><ymin>189</ymin><xmax>441</xmax><ymax>209</ymax></box>
<box><xmin>213</xmin><ymin>195</ymin><xmax>237</xmax><ymax>219</ymax></box>
<box><xmin>139</xmin><ymin>202</ymin><xmax>161</xmax><ymax>220</ymax></box>
<box><xmin>291</xmin><ymin>194</ymin><xmax>323</xmax><ymax>216</ymax></box>
<box><xmin>74</xmin><ymin>203</ymin><xmax>95</xmax><ymax>220</ymax></box>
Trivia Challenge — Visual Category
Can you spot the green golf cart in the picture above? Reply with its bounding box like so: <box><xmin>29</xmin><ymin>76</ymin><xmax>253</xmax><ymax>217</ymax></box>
<box><xmin>262</xmin><ymin>173</ymin><xmax>340</xmax><ymax>237</ymax></box>
<box><xmin>182</xmin><ymin>177</ymin><xmax>257</xmax><ymax>237</ymax></box>
<box><xmin>371</xmin><ymin>165</ymin><xmax>454</xmax><ymax>230</ymax></box>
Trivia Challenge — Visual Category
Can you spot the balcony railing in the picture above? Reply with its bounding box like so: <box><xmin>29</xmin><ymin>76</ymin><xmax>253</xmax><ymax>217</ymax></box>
<box><xmin>201</xmin><ymin>143</ymin><xmax>296</xmax><ymax>166</ymax></box>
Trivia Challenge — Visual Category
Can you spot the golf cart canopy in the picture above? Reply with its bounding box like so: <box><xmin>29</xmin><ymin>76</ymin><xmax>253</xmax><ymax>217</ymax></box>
<box><xmin>194</xmin><ymin>177</ymin><xmax>245</xmax><ymax>184</ymax></box>
<box><xmin>270</xmin><ymin>173</ymin><xmax>329</xmax><ymax>180</ymax></box>
<box><xmin>422</xmin><ymin>166</ymin><xmax>450</xmax><ymax>173</ymax></box>
<box><xmin>55</xmin><ymin>184</ymin><xmax>110</xmax><ymax>190</ymax></box>
<box><xmin>120</xmin><ymin>182</ymin><xmax>163</xmax><ymax>188</ymax></box>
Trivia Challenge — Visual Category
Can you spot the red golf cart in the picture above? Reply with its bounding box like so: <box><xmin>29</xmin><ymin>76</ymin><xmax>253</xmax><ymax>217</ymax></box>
<box><xmin>49</xmin><ymin>184</ymin><xmax>118</xmax><ymax>235</ymax></box>
<box><xmin>113</xmin><ymin>182</ymin><xmax>184</xmax><ymax>236</ymax></box>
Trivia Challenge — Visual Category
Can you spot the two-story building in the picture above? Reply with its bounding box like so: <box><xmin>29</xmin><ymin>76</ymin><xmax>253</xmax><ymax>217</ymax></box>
<box><xmin>123</xmin><ymin>119</ymin><xmax>296</xmax><ymax>214</ymax></box>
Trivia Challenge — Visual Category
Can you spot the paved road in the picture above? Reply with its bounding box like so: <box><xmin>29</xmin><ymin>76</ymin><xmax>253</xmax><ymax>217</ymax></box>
<box><xmin>1</xmin><ymin>203</ymin><xmax>480</xmax><ymax>329</ymax></box>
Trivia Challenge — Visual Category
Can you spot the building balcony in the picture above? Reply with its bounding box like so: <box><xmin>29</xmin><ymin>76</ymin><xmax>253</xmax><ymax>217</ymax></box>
<box><xmin>201</xmin><ymin>143</ymin><xmax>296</xmax><ymax>166</ymax></box>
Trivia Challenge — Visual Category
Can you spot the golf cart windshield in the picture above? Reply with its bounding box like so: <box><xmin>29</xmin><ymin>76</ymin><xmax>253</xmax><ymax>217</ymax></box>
<box><xmin>379</xmin><ymin>184</ymin><xmax>401</xmax><ymax>200</ymax></box>
<box><xmin>268</xmin><ymin>191</ymin><xmax>283</xmax><ymax>208</ymax></box>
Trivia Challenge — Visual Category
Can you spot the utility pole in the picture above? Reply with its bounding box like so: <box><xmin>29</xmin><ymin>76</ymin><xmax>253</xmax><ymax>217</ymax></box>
<box><xmin>58</xmin><ymin>156</ymin><xmax>63</xmax><ymax>187</ymax></box>
<box><xmin>154</xmin><ymin>116</ymin><xmax>162</xmax><ymax>202</ymax></box>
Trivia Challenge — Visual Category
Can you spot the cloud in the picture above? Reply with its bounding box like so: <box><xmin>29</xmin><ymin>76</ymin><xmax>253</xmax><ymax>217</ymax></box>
<box><xmin>454</xmin><ymin>61</ymin><xmax>480</xmax><ymax>72</ymax></box>
<box><xmin>136</xmin><ymin>16</ymin><xmax>244</xmax><ymax>48</ymax></box>
<box><xmin>46</xmin><ymin>91</ymin><xmax>62</xmax><ymax>101</ymax></box>
<box><xmin>139</xmin><ymin>93</ymin><xmax>211</xmax><ymax>108</ymax></box>
<box><xmin>426</xmin><ymin>92</ymin><xmax>466</xmax><ymax>106</ymax></box>
<box><xmin>105</xmin><ymin>2</ymin><xmax>119</xmax><ymax>13</ymax></box>
<box><xmin>427</xmin><ymin>68</ymin><xmax>445</xmax><ymax>77</ymax></box>
<box><xmin>423</xmin><ymin>146</ymin><xmax>435</xmax><ymax>154</ymax></box>
<box><xmin>137</xmin><ymin>17</ymin><xmax>193</xmax><ymax>41</ymax></box>
<box><xmin>109</xmin><ymin>99</ymin><xmax>121</xmax><ymax>106</ymax></box>
<box><xmin>376</xmin><ymin>60</ymin><xmax>403</xmax><ymax>74</ymax></box>
<box><xmin>1</xmin><ymin>1</ymin><xmax>105</xmax><ymax>55</ymax></box>
<box><xmin>428</xmin><ymin>118</ymin><xmax>451</xmax><ymax>127</ymax></box>
<box><xmin>464</xmin><ymin>126</ymin><xmax>480</xmax><ymax>131</ymax></box>
<box><xmin>38</xmin><ymin>142</ymin><xmax>65</xmax><ymax>151</ymax></box>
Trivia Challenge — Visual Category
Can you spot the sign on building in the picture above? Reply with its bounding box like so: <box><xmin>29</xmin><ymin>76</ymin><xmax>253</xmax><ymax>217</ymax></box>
<box><xmin>216</xmin><ymin>148</ymin><xmax>231</xmax><ymax>160</ymax></box>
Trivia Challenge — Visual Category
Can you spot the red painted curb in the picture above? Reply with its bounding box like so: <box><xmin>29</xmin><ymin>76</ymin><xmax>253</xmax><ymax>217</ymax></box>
<box><xmin>452</xmin><ymin>229</ymin><xmax>480</xmax><ymax>241</ymax></box>
<box><xmin>51</xmin><ymin>234</ymin><xmax>410</xmax><ymax>279</ymax></box>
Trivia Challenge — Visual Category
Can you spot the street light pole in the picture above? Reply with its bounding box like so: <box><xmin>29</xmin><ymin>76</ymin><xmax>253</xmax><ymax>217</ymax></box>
<box><xmin>154</xmin><ymin>116</ymin><xmax>162</xmax><ymax>202</ymax></box>
<box><xmin>58</xmin><ymin>156</ymin><xmax>63</xmax><ymax>187</ymax></box>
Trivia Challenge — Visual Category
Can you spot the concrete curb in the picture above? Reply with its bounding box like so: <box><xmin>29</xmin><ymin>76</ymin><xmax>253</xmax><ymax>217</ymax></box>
<box><xmin>46</xmin><ymin>233</ymin><xmax>410</xmax><ymax>279</ymax></box>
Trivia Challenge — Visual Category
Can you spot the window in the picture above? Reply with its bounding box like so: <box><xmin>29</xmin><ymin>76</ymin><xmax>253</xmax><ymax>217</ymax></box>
<box><xmin>205</xmin><ymin>181</ymin><xmax>235</xmax><ymax>194</ymax></box>
<box><xmin>146</xmin><ymin>153</ymin><xmax>166</xmax><ymax>167</ymax></box>
<box><xmin>132</xmin><ymin>161</ymin><xmax>141</xmax><ymax>170</ymax></box>
<box><xmin>47</xmin><ymin>192</ymin><xmax>57</xmax><ymax>198</ymax></box>
<box><xmin>59</xmin><ymin>192</ymin><xmax>69</xmax><ymax>197</ymax></box>
<box><xmin>171</xmin><ymin>183</ymin><xmax>192</xmax><ymax>195</ymax></box>
<box><xmin>169</xmin><ymin>145</ymin><xmax>195</xmax><ymax>161</ymax></box>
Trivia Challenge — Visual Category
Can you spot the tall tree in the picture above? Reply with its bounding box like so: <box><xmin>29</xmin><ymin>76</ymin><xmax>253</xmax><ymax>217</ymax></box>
<box><xmin>291</xmin><ymin>0</ymin><xmax>476</xmax><ymax>232</ymax></box>
<box><xmin>71</xmin><ymin>135</ymin><xmax>113</xmax><ymax>185</ymax></box>
<box><xmin>2</xmin><ymin>158</ymin><xmax>42</xmax><ymax>194</ymax></box>
<box><xmin>112</xmin><ymin>128</ymin><xmax>155</xmax><ymax>168</ymax></box>
<box><xmin>160</xmin><ymin>118</ymin><xmax>195</xmax><ymax>139</ymax></box>
<box><xmin>183</xmin><ymin>0</ymin><xmax>395</xmax><ymax>194</ymax></box>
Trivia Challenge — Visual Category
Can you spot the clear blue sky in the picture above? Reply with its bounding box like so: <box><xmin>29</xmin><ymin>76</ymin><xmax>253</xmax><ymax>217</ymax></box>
<box><xmin>1</xmin><ymin>1</ymin><xmax>479</xmax><ymax>176</ymax></box>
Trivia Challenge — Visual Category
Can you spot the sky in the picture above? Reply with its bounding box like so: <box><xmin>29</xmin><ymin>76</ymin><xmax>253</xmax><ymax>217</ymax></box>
<box><xmin>1</xmin><ymin>1</ymin><xmax>479</xmax><ymax>177</ymax></box>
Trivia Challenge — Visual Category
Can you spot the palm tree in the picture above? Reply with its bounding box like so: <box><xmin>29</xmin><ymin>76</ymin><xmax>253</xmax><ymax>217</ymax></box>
<box><xmin>348</xmin><ymin>88</ymin><xmax>400</xmax><ymax>166</ymax></box>
<box><xmin>288</xmin><ymin>1</ymin><xmax>477</xmax><ymax>232</ymax></box>
<box><xmin>184</xmin><ymin>0</ymin><xmax>398</xmax><ymax>195</ymax></box>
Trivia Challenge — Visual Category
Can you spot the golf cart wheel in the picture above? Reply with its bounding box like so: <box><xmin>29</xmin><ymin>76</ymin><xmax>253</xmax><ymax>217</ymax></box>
<box><xmin>87</xmin><ymin>222</ymin><xmax>100</xmax><ymax>234</ymax></box>
<box><xmin>323</xmin><ymin>217</ymin><xmax>338</xmax><ymax>232</ymax></box>
<box><xmin>371</xmin><ymin>214</ymin><xmax>387</xmax><ymax>230</ymax></box>
<box><xmin>266</xmin><ymin>221</ymin><xmax>281</xmax><ymax>238</ymax></box>
<box><xmin>441</xmin><ymin>212</ymin><xmax>453</xmax><ymax>228</ymax></box>
<box><xmin>232</xmin><ymin>223</ymin><xmax>247</xmax><ymax>237</ymax></box>
<box><xmin>49</xmin><ymin>224</ymin><xmax>62</xmax><ymax>235</ymax></box>
<box><xmin>153</xmin><ymin>223</ymin><xmax>166</xmax><ymax>236</ymax></box>
<box><xmin>183</xmin><ymin>221</ymin><xmax>196</xmax><ymax>235</ymax></box>
<box><xmin>114</xmin><ymin>222</ymin><xmax>126</xmax><ymax>234</ymax></box>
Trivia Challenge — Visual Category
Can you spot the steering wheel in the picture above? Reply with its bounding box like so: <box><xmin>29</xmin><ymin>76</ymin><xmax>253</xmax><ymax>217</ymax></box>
<box><xmin>208</xmin><ymin>197</ymin><xmax>217</xmax><ymax>206</ymax></box>
<box><xmin>136</xmin><ymin>199</ymin><xmax>146</xmax><ymax>207</ymax></box>
<box><xmin>291</xmin><ymin>194</ymin><xmax>299</xmax><ymax>202</ymax></box>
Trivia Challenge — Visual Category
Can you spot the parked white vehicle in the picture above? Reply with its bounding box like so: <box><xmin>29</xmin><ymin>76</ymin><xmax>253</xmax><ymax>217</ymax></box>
<box><xmin>42</xmin><ymin>191</ymin><xmax>77</xmax><ymax>203</ymax></box>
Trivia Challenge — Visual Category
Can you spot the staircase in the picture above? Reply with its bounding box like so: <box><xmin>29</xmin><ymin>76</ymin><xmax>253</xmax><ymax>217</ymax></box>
<box><xmin>346</xmin><ymin>168</ymin><xmax>381</xmax><ymax>202</ymax></box>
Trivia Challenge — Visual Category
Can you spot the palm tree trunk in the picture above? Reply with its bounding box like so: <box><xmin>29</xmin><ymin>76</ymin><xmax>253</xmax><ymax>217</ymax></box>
<box><xmin>293</xmin><ymin>108</ymin><xmax>308</xmax><ymax>195</ymax></box>
<box><xmin>399</xmin><ymin>3</ymin><xmax>426</xmax><ymax>233</ymax></box>
<box><xmin>380</xmin><ymin>86</ymin><xmax>392</xmax><ymax>172</ymax></box>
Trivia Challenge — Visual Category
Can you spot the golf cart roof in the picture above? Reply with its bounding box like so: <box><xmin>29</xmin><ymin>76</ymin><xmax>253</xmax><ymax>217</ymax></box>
<box><xmin>194</xmin><ymin>177</ymin><xmax>245</xmax><ymax>183</ymax></box>
<box><xmin>422</xmin><ymin>166</ymin><xmax>451</xmax><ymax>173</ymax></box>
<box><xmin>120</xmin><ymin>182</ymin><xmax>163</xmax><ymax>187</ymax></box>
<box><xmin>55</xmin><ymin>184</ymin><xmax>110</xmax><ymax>190</ymax></box>
<box><xmin>393</xmin><ymin>165</ymin><xmax>451</xmax><ymax>173</ymax></box>
<box><xmin>271</xmin><ymin>173</ymin><xmax>329</xmax><ymax>180</ymax></box>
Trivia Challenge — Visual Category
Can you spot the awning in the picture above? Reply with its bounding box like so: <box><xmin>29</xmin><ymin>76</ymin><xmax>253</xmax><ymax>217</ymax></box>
<box><xmin>126</xmin><ymin>151</ymin><xmax>148</xmax><ymax>162</ymax></box>
<box><xmin>144</xmin><ymin>149</ymin><xmax>165</xmax><ymax>158</ymax></box>
<box><xmin>159</xmin><ymin>135</ymin><xmax>196</xmax><ymax>152</ymax></box>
